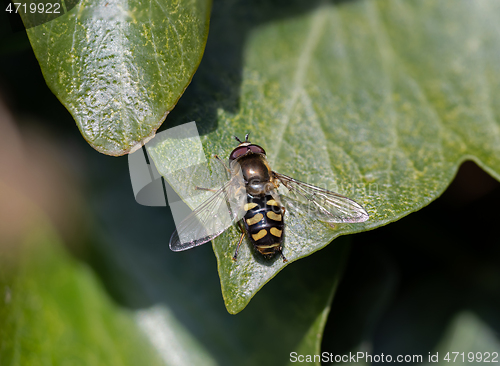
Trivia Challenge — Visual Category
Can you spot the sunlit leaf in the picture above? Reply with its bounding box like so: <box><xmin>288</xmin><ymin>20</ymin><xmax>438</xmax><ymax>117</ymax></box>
<box><xmin>20</xmin><ymin>0</ymin><xmax>210</xmax><ymax>155</ymax></box>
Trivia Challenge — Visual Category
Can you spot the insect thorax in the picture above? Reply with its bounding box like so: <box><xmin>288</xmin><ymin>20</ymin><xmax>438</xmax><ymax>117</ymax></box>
<box><xmin>233</xmin><ymin>154</ymin><xmax>273</xmax><ymax>196</ymax></box>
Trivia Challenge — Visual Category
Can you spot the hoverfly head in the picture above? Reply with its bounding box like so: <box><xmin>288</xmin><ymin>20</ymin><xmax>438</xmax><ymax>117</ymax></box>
<box><xmin>229</xmin><ymin>134</ymin><xmax>266</xmax><ymax>161</ymax></box>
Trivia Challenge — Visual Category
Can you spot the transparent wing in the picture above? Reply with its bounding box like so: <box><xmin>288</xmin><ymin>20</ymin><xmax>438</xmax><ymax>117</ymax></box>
<box><xmin>274</xmin><ymin>172</ymin><xmax>369</xmax><ymax>223</ymax></box>
<box><xmin>169</xmin><ymin>171</ymin><xmax>247</xmax><ymax>251</ymax></box>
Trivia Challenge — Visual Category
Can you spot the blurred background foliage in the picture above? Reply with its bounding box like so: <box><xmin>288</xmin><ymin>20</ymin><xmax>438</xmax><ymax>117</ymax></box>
<box><xmin>1</xmin><ymin>0</ymin><xmax>500</xmax><ymax>365</ymax></box>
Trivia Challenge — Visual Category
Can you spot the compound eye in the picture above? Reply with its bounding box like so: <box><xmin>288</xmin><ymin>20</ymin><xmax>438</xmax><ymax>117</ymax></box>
<box><xmin>229</xmin><ymin>146</ymin><xmax>248</xmax><ymax>161</ymax></box>
<box><xmin>248</xmin><ymin>145</ymin><xmax>266</xmax><ymax>155</ymax></box>
<box><xmin>229</xmin><ymin>144</ymin><xmax>266</xmax><ymax>161</ymax></box>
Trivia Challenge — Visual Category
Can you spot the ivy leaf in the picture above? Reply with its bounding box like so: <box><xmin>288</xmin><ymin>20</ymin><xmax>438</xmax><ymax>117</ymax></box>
<box><xmin>149</xmin><ymin>0</ymin><xmax>500</xmax><ymax>314</ymax></box>
<box><xmin>19</xmin><ymin>0</ymin><xmax>210</xmax><ymax>155</ymax></box>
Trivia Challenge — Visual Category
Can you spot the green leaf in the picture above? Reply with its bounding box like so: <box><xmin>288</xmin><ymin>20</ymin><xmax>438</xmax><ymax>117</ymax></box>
<box><xmin>149</xmin><ymin>0</ymin><xmax>500</xmax><ymax>313</ymax></box>
<box><xmin>20</xmin><ymin>0</ymin><xmax>211</xmax><ymax>155</ymax></box>
<box><xmin>0</xmin><ymin>221</ymin><xmax>163</xmax><ymax>365</ymax></box>
<box><xmin>429</xmin><ymin>312</ymin><xmax>500</xmax><ymax>365</ymax></box>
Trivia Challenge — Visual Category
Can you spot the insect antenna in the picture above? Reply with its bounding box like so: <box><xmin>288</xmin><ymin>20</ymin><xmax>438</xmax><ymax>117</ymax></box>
<box><xmin>234</xmin><ymin>133</ymin><xmax>251</xmax><ymax>144</ymax></box>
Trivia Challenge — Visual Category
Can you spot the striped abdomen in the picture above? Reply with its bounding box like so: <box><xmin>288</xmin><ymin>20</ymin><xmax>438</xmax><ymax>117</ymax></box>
<box><xmin>243</xmin><ymin>193</ymin><xmax>285</xmax><ymax>257</ymax></box>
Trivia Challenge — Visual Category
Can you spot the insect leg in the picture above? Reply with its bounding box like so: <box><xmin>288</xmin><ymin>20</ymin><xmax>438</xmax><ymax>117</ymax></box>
<box><xmin>195</xmin><ymin>186</ymin><xmax>218</xmax><ymax>192</ymax></box>
<box><xmin>279</xmin><ymin>248</ymin><xmax>288</xmax><ymax>263</ymax></box>
<box><xmin>232</xmin><ymin>221</ymin><xmax>247</xmax><ymax>261</ymax></box>
<box><xmin>232</xmin><ymin>231</ymin><xmax>245</xmax><ymax>261</ymax></box>
<box><xmin>213</xmin><ymin>154</ymin><xmax>231</xmax><ymax>174</ymax></box>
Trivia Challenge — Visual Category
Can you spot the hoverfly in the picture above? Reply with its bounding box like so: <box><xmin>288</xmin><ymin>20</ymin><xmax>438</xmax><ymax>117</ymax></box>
<box><xmin>169</xmin><ymin>134</ymin><xmax>369</xmax><ymax>262</ymax></box>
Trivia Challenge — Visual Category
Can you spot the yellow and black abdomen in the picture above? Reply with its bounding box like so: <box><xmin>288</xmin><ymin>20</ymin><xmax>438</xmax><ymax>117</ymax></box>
<box><xmin>243</xmin><ymin>193</ymin><xmax>285</xmax><ymax>257</ymax></box>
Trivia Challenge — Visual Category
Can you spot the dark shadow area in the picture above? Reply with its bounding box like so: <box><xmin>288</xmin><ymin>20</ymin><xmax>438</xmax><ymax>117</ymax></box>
<box><xmin>322</xmin><ymin>161</ymin><xmax>500</xmax><ymax>364</ymax></box>
<box><xmin>2</xmin><ymin>0</ymin><xmax>26</xmax><ymax>35</ymax></box>
<box><xmin>2</xmin><ymin>0</ymin><xmax>83</xmax><ymax>30</ymax></box>
<box><xmin>0</xmin><ymin>37</ymin><xmax>75</xmax><ymax>129</ymax></box>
